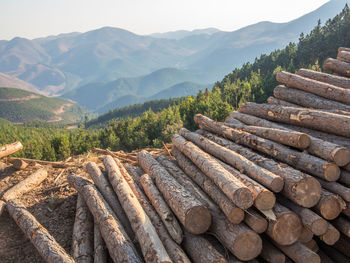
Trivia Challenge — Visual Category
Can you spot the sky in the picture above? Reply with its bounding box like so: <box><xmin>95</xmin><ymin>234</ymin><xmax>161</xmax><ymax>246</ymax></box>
<box><xmin>0</xmin><ymin>0</ymin><xmax>331</xmax><ymax>40</ymax></box>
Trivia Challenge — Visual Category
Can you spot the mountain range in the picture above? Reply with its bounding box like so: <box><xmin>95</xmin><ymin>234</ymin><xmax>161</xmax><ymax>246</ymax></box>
<box><xmin>0</xmin><ymin>0</ymin><xmax>348</xmax><ymax>113</ymax></box>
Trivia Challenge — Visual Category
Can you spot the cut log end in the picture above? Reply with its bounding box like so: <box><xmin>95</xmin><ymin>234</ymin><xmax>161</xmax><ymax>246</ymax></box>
<box><xmin>255</xmin><ymin>191</ymin><xmax>276</xmax><ymax>211</ymax></box>
<box><xmin>272</xmin><ymin>213</ymin><xmax>302</xmax><ymax>245</ymax></box>
<box><xmin>234</xmin><ymin>187</ymin><xmax>254</xmax><ymax>210</ymax></box>
<box><xmin>320</xmin><ymin>226</ymin><xmax>340</xmax><ymax>245</ymax></box>
<box><xmin>233</xmin><ymin>231</ymin><xmax>262</xmax><ymax>261</ymax></box>
<box><xmin>320</xmin><ymin>196</ymin><xmax>343</xmax><ymax>220</ymax></box>
<box><xmin>293</xmin><ymin>177</ymin><xmax>322</xmax><ymax>208</ymax></box>
<box><xmin>270</xmin><ymin>177</ymin><xmax>284</xmax><ymax>193</ymax></box>
<box><xmin>298</xmin><ymin>134</ymin><xmax>311</xmax><ymax>149</ymax></box>
<box><xmin>323</xmin><ymin>163</ymin><xmax>340</xmax><ymax>182</ymax></box>
<box><xmin>228</xmin><ymin>208</ymin><xmax>245</xmax><ymax>225</ymax></box>
<box><xmin>185</xmin><ymin>206</ymin><xmax>212</xmax><ymax>234</ymax></box>
<box><xmin>311</xmin><ymin>218</ymin><xmax>329</xmax><ymax>236</ymax></box>
<box><xmin>332</xmin><ymin>148</ymin><xmax>350</xmax><ymax>167</ymax></box>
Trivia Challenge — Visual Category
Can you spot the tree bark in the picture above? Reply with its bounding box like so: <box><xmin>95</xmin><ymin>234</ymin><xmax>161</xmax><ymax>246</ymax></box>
<box><xmin>2</xmin><ymin>168</ymin><xmax>48</xmax><ymax>201</ymax></box>
<box><xmin>278</xmin><ymin>196</ymin><xmax>328</xmax><ymax>235</ymax></box>
<box><xmin>333</xmin><ymin>234</ymin><xmax>350</xmax><ymax>258</ymax></box>
<box><xmin>337</xmin><ymin>50</ymin><xmax>350</xmax><ymax>63</ymax></box>
<box><xmin>332</xmin><ymin>216</ymin><xmax>350</xmax><ymax>238</ymax></box>
<box><xmin>267</xmin><ymin>96</ymin><xmax>299</xmax><ymax>107</ymax></box>
<box><xmin>12</xmin><ymin>159</ymin><xmax>28</xmax><ymax>170</ymax></box>
<box><xmin>273</xmin><ymin>85</ymin><xmax>350</xmax><ymax>113</ymax></box>
<box><xmin>120</xmin><ymin>164</ymin><xmax>191</xmax><ymax>263</ymax></box>
<box><xmin>260</xmin><ymin>237</ymin><xmax>285</xmax><ymax>263</ymax></box>
<box><xmin>297</xmin><ymin>68</ymin><xmax>350</xmax><ymax>90</ymax></box>
<box><xmin>0</xmin><ymin>200</ymin><xmax>5</xmax><ymax>216</ymax></box>
<box><xmin>314</xmin><ymin>189</ymin><xmax>345</xmax><ymax>220</ymax></box>
<box><xmin>317</xmin><ymin>250</ymin><xmax>335</xmax><ymax>263</ymax></box>
<box><xmin>298</xmin><ymin>227</ymin><xmax>313</xmax><ymax>243</ymax></box>
<box><xmin>93</xmin><ymin>223</ymin><xmax>108</xmax><ymax>263</ymax></box>
<box><xmin>67</xmin><ymin>174</ymin><xmax>143</xmax><ymax>263</ymax></box>
<box><xmin>71</xmin><ymin>195</ymin><xmax>94</xmax><ymax>263</ymax></box>
<box><xmin>266</xmin><ymin>203</ymin><xmax>302</xmax><ymax>245</ymax></box>
<box><xmin>171</xmin><ymin>147</ymin><xmax>244</xmax><ymax>224</ymax></box>
<box><xmin>318</xmin><ymin>240</ymin><xmax>349</xmax><ymax>263</ymax></box>
<box><xmin>228</xmin><ymin>111</ymin><xmax>350</xmax><ymax>166</ymax></box>
<box><xmin>6</xmin><ymin>198</ymin><xmax>75</xmax><ymax>263</ymax></box>
<box><xmin>302</xmin><ymin>239</ymin><xmax>318</xmax><ymax>253</ymax></box>
<box><xmin>103</xmin><ymin>155</ymin><xmax>172</xmax><ymax>263</ymax></box>
<box><xmin>85</xmin><ymin>162</ymin><xmax>135</xmax><ymax>242</ymax></box>
<box><xmin>182</xmin><ymin>232</ymin><xmax>227</xmax><ymax>263</ymax></box>
<box><xmin>317</xmin><ymin>178</ymin><xmax>350</xmax><ymax>202</ymax></box>
<box><xmin>276</xmin><ymin>71</ymin><xmax>350</xmax><ymax>104</ymax></box>
<box><xmin>273</xmin><ymin>241</ymin><xmax>320</xmax><ymax>263</ymax></box>
<box><xmin>140</xmin><ymin>173</ymin><xmax>183</xmax><ymax>244</ymax></box>
<box><xmin>339</xmin><ymin>47</ymin><xmax>350</xmax><ymax>53</ymax></box>
<box><xmin>137</xmin><ymin>150</ymin><xmax>211</xmax><ymax>234</ymax></box>
<box><xmin>319</xmin><ymin>223</ymin><xmax>340</xmax><ymax>245</ymax></box>
<box><xmin>0</xmin><ymin>141</ymin><xmax>23</xmax><ymax>158</ymax></box>
<box><xmin>171</xmin><ymin>134</ymin><xmax>254</xmax><ymax>209</ymax></box>
<box><xmin>339</xmin><ymin>170</ymin><xmax>350</xmax><ymax>187</ymax></box>
<box><xmin>197</xmin><ymin>129</ymin><xmax>322</xmax><ymax>208</ymax></box>
<box><xmin>323</xmin><ymin>57</ymin><xmax>350</xmax><ymax>77</ymax></box>
<box><xmin>244</xmin><ymin>208</ymin><xmax>268</xmax><ymax>234</ymax></box>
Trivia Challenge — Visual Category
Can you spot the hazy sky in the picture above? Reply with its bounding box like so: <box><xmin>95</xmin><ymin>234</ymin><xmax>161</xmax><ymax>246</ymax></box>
<box><xmin>0</xmin><ymin>0</ymin><xmax>331</xmax><ymax>40</ymax></box>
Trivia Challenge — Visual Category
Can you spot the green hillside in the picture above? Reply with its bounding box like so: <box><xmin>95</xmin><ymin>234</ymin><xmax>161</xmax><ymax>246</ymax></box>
<box><xmin>0</xmin><ymin>87</ymin><xmax>90</xmax><ymax>123</ymax></box>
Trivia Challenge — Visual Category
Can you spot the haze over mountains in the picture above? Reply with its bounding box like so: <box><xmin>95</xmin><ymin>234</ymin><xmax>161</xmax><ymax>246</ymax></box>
<box><xmin>0</xmin><ymin>0</ymin><xmax>348</xmax><ymax>114</ymax></box>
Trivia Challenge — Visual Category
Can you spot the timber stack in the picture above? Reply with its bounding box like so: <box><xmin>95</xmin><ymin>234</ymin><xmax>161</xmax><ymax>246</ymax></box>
<box><xmin>1</xmin><ymin>47</ymin><xmax>350</xmax><ymax>263</ymax></box>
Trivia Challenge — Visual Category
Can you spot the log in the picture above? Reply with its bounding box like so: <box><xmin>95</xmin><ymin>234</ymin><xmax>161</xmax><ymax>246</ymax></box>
<box><xmin>273</xmin><ymin>85</ymin><xmax>350</xmax><ymax>113</ymax></box>
<box><xmin>2</xmin><ymin>168</ymin><xmax>48</xmax><ymax>201</ymax></box>
<box><xmin>332</xmin><ymin>216</ymin><xmax>350</xmax><ymax>238</ymax></box>
<box><xmin>171</xmin><ymin>134</ymin><xmax>253</xmax><ymax>209</ymax></box>
<box><xmin>267</xmin><ymin>96</ymin><xmax>299</xmax><ymax>107</ymax></box>
<box><xmin>319</xmin><ymin>223</ymin><xmax>340</xmax><ymax>245</ymax></box>
<box><xmin>317</xmin><ymin>250</ymin><xmax>335</xmax><ymax>263</ymax></box>
<box><xmin>171</xmin><ymin>147</ymin><xmax>244</xmax><ymax>224</ymax></box>
<box><xmin>198</xmin><ymin>129</ymin><xmax>321</xmax><ymax>208</ymax></box>
<box><xmin>182</xmin><ymin>232</ymin><xmax>227</xmax><ymax>263</ymax></box>
<box><xmin>260</xmin><ymin>237</ymin><xmax>285</xmax><ymax>263</ymax></box>
<box><xmin>244</xmin><ymin>208</ymin><xmax>268</xmax><ymax>234</ymax></box>
<box><xmin>265</xmin><ymin>203</ymin><xmax>302</xmax><ymax>245</ymax></box>
<box><xmin>140</xmin><ymin>173</ymin><xmax>183</xmax><ymax>244</ymax></box>
<box><xmin>195</xmin><ymin>113</ymin><xmax>339</xmax><ymax>181</ymax></box>
<box><xmin>298</xmin><ymin>227</ymin><xmax>314</xmax><ymax>243</ymax></box>
<box><xmin>137</xmin><ymin>150</ymin><xmax>212</xmax><ymax>234</ymax></box>
<box><xmin>85</xmin><ymin>162</ymin><xmax>135</xmax><ymax>242</ymax></box>
<box><xmin>339</xmin><ymin>170</ymin><xmax>350</xmax><ymax>187</ymax></box>
<box><xmin>0</xmin><ymin>141</ymin><xmax>23</xmax><ymax>158</ymax></box>
<box><xmin>276</xmin><ymin>71</ymin><xmax>350</xmax><ymax>104</ymax></box>
<box><xmin>103</xmin><ymin>155</ymin><xmax>172</xmax><ymax>263</ymax></box>
<box><xmin>120</xmin><ymin>165</ymin><xmax>191</xmax><ymax>263</ymax></box>
<box><xmin>333</xmin><ymin>234</ymin><xmax>350</xmax><ymax>258</ymax></box>
<box><xmin>323</xmin><ymin>58</ymin><xmax>350</xmax><ymax>77</ymax></box>
<box><xmin>297</xmin><ymin>68</ymin><xmax>350</xmax><ymax>89</ymax></box>
<box><xmin>337</xmin><ymin>50</ymin><xmax>350</xmax><ymax>63</ymax></box>
<box><xmin>314</xmin><ymin>189</ymin><xmax>345</xmax><ymax>220</ymax></box>
<box><xmin>93</xmin><ymin>224</ymin><xmax>108</xmax><ymax>263</ymax></box>
<box><xmin>228</xmin><ymin>111</ymin><xmax>350</xmax><ymax>166</ymax></box>
<box><xmin>273</xmin><ymin>241</ymin><xmax>320</xmax><ymax>263</ymax></box>
<box><xmin>0</xmin><ymin>200</ymin><xmax>5</xmax><ymax>216</ymax></box>
<box><xmin>12</xmin><ymin>158</ymin><xmax>28</xmax><ymax>170</ymax></box>
<box><xmin>317</xmin><ymin>178</ymin><xmax>350</xmax><ymax>202</ymax></box>
<box><xmin>318</xmin><ymin>240</ymin><xmax>350</xmax><ymax>263</ymax></box>
<box><xmin>303</xmin><ymin>239</ymin><xmax>318</xmax><ymax>253</ymax></box>
<box><xmin>7</xmin><ymin>157</ymin><xmax>72</xmax><ymax>168</ymax></box>
<box><xmin>67</xmin><ymin>174</ymin><xmax>143</xmax><ymax>263</ymax></box>
<box><xmin>278</xmin><ymin>196</ymin><xmax>328</xmax><ymax>235</ymax></box>
<box><xmin>343</xmin><ymin>202</ymin><xmax>350</xmax><ymax>217</ymax></box>
<box><xmin>339</xmin><ymin>47</ymin><xmax>350</xmax><ymax>53</ymax></box>
<box><xmin>71</xmin><ymin>195</ymin><xmax>94</xmax><ymax>263</ymax></box>
<box><xmin>6</xmin><ymin>198</ymin><xmax>75</xmax><ymax>263</ymax></box>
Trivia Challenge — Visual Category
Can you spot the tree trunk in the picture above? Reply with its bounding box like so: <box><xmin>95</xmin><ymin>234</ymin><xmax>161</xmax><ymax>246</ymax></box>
<box><xmin>12</xmin><ymin>159</ymin><xmax>28</xmax><ymax>170</ymax></box>
<box><xmin>318</xmin><ymin>239</ymin><xmax>349</xmax><ymax>263</ymax></box>
<box><xmin>314</xmin><ymin>189</ymin><xmax>345</xmax><ymax>220</ymax></box>
<box><xmin>240</xmin><ymin>102</ymin><xmax>350</xmax><ymax>138</ymax></box>
<box><xmin>267</xmin><ymin>96</ymin><xmax>299</xmax><ymax>107</ymax></box>
<box><xmin>228</xmin><ymin>111</ymin><xmax>350</xmax><ymax>166</ymax></box>
<box><xmin>137</xmin><ymin>151</ymin><xmax>212</xmax><ymax>235</ymax></box>
<box><xmin>302</xmin><ymin>239</ymin><xmax>318</xmax><ymax>253</ymax></box>
<box><xmin>244</xmin><ymin>208</ymin><xmax>268</xmax><ymax>234</ymax></box>
<box><xmin>171</xmin><ymin>147</ymin><xmax>244</xmax><ymax>224</ymax></box>
<box><xmin>85</xmin><ymin>162</ymin><xmax>135</xmax><ymax>242</ymax></box>
<box><xmin>332</xmin><ymin>216</ymin><xmax>350</xmax><ymax>238</ymax></box>
<box><xmin>93</xmin><ymin>223</ymin><xmax>108</xmax><ymax>263</ymax></box>
<box><xmin>317</xmin><ymin>178</ymin><xmax>350</xmax><ymax>202</ymax></box>
<box><xmin>140</xmin><ymin>173</ymin><xmax>183</xmax><ymax>244</ymax></box>
<box><xmin>260</xmin><ymin>237</ymin><xmax>285</xmax><ymax>263</ymax></box>
<box><xmin>6</xmin><ymin>198</ymin><xmax>75</xmax><ymax>263</ymax></box>
<box><xmin>278</xmin><ymin>196</ymin><xmax>328</xmax><ymax>236</ymax></box>
<box><xmin>196</xmin><ymin>113</ymin><xmax>340</xmax><ymax>181</ymax></box>
<box><xmin>319</xmin><ymin>223</ymin><xmax>340</xmax><ymax>245</ymax></box>
<box><xmin>120</xmin><ymin>164</ymin><xmax>191</xmax><ymax>263</ymax></box>
<box><xmin>343</xmin><ymin>202</ymin><xmax>350</xmax><ymax>217</ymax></box>
<box><xmin>323</xmin><ymin>58</ymin><xmax>350</xmax><ymax>77</ymax></box>
<box><xmin>197</xmin><ymin>129</ymin><xmax>322</xmax><ymax>208</ymax></box>
<box><xmin>103</xmin><ymin>155</ymin><xmax>172</xmax><ymax>263</ymax></box>
<box><xmin>333</xmin><ymin>234</ymin><xmax>350</xmax><ymax>257</ymax></box>
<box><xmin>71</xmin><ymin>195</ymin><xmax>94</xmax><ymax>263</ymax></box>
<box><xmin>182</xmin><ymin>232</ymin><xmax>227</xmax><ymax>263</ymax></box>
<box><xmin>0</xmin><ymin>141</ymin><xmax>23</xmax><ymax>158</ymax></box>
<box><xmin>273</xmin><ymin>85</ymin><xmax>350</xmax><ymax>113</ymax></box>
<box><xmin>317</xmin><ymin>250</ymin><xmax>335</xmax><ymax>263</ymax></box>
<box><xmin>276</xmin><ymin>71</ymin><xmax>350</xmax><ymax>104</ymax></box>
<box><xmin>298</xmin><ymin>227</ymin><xmax>313</xmax><ymax>243</ymax></box>
<box><xmin>2</xmin><ymin>168</ymin><xmax>48</xmax><ymax>201</ymax></box>
<box><xmin>266</xmin><ymin>203</ymin><xmax>302</xmax><ymax>245</ymax></box>
<box><xmin>339</xmin><ymin>170</ymin><xmax>350</xmax><ymax>187</ymax></box>
<box><xmin>297</xmin><ymin>68</ymin><xmax>350</xmax><ymax>90</ymax></box>
<box><xmin>171</xmin><ymin>134</ymin><xmax>254</xmax><ymax>209</ymax></box>
<box><xmin>337</xmin><ymin>50</ymin><xmax>350</xmax><ymax>63</ymax></box>
<box><xmin>67</xmin><ymin>174</ymin><xmax>143</xmax><ymax>263</ymax></box>
<box><xmin>7</xmin><ymin>157</ymin><xmax>72</xmax><ymax>168</ymax></box>
<box><xmin>273</xmin><ymin>241</ymin><xmax>320</xmax><ymax>263</ymax></box>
